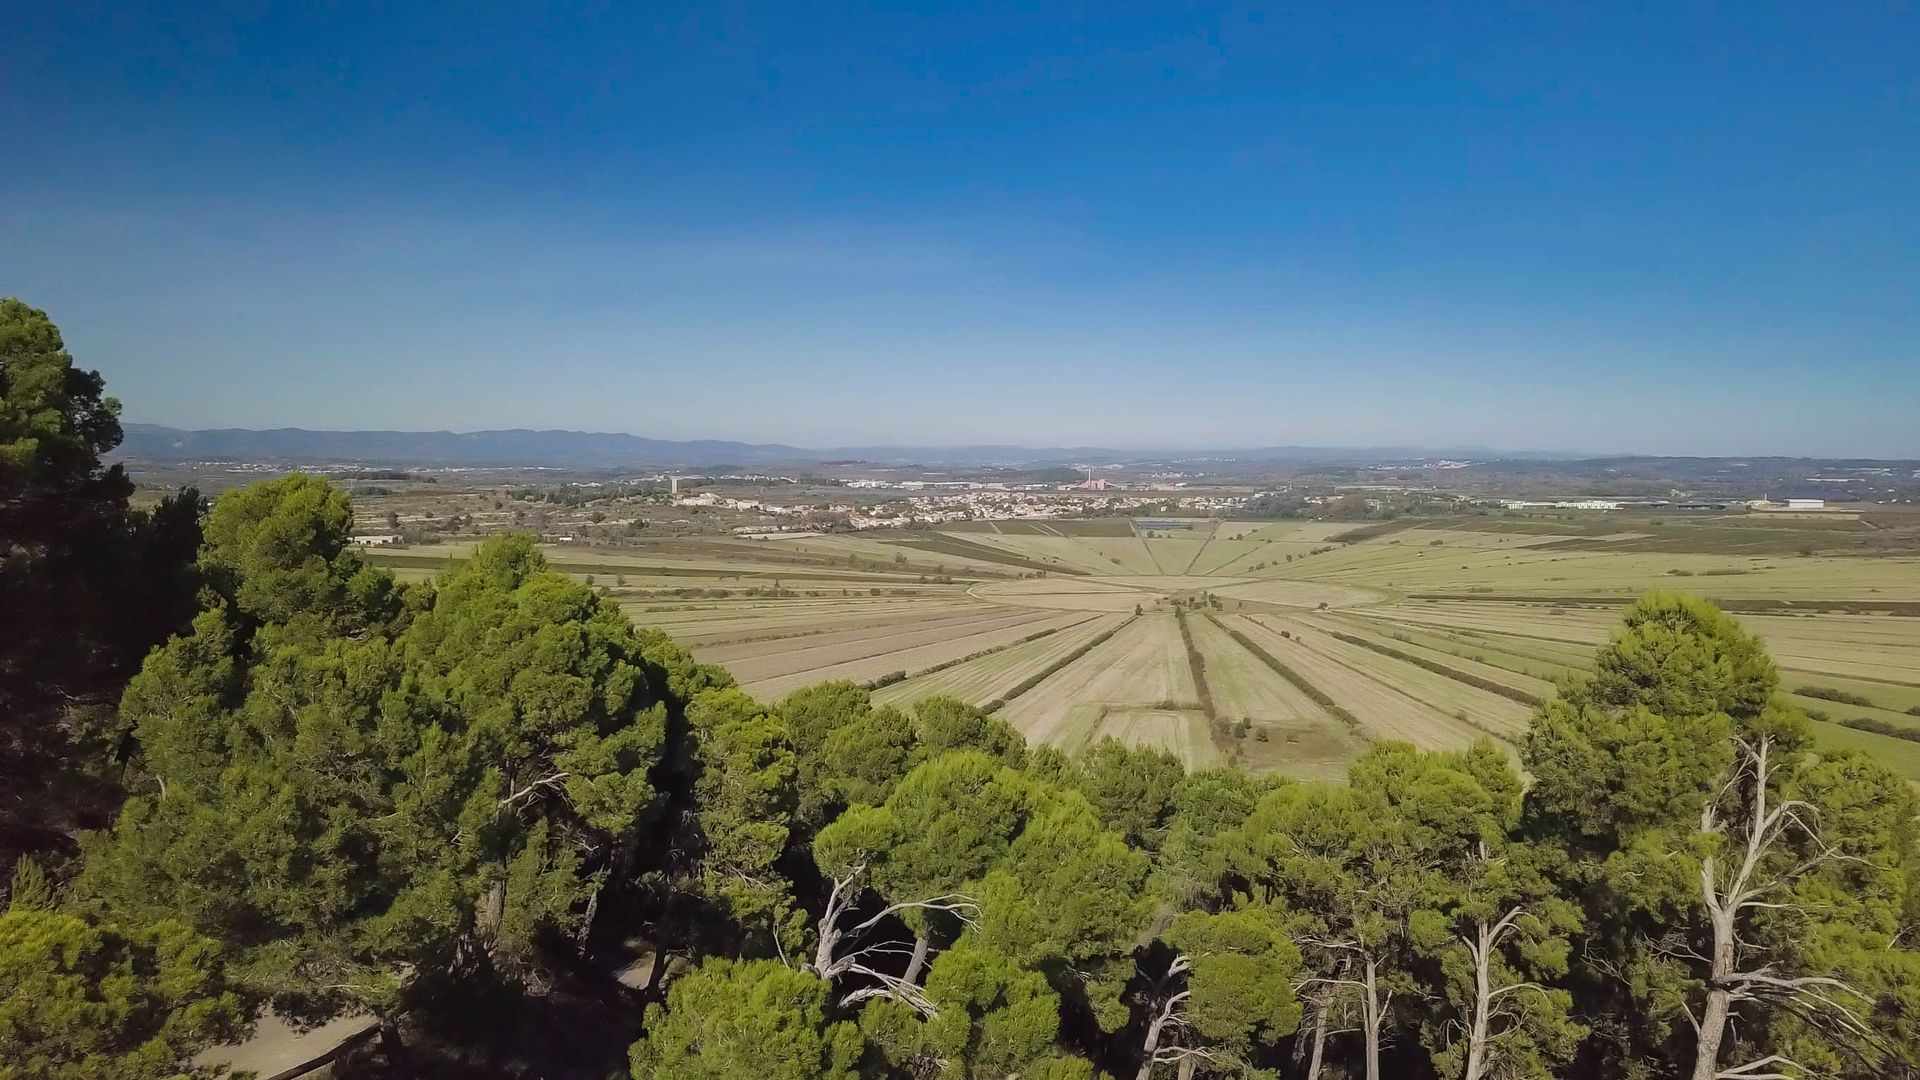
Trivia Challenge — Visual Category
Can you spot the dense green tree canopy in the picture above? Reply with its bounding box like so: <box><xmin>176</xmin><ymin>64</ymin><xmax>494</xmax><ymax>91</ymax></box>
<box><xmin>0</xmin><ymin>906</ymin><xmax>245</xmax><ymax>1080</ymax></box>
<box><xmin>0</xmin><ymin>299</ymin><xmax>201</xmax><ymax>873</ymax></box>
<box><xmin>78</xmin><ymin>498</ymin><xmax>714</xmax><ymax>1034</ymax></box>
<box><xmin>1522</xmin><ymin>591</ymin><xmax>1919</xmax><ymax>1080</ymax></box>
<box><xmin>0</xmin><ymin>443</ymin><xmax>1913</xmax><ymax>1080</ymax></box>
<box><xmin>628</xmin><ymin>959</ymin><xmax>862</xmax><ymax>1080</ymax></box>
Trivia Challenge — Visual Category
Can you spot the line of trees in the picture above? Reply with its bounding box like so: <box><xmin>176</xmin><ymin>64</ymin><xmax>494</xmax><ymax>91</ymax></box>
<box><xmin>3</xmin><ymin>299</ymin><xmax>1918</xmax><ymax>1079</ymax></box>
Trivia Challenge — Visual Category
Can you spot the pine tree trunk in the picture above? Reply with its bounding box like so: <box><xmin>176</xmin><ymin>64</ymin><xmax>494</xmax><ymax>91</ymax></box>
<box><xmin>579</xmin><ymin>828</ymin><xmax>643</xmax><ymax>956</ymax></box>
<box><xmin>377</xmin><ymin>1011</ymin><xmax>413</xmax><ymax>1080</ymax></box>
<box><xmin>643</xmin><ymin>945</ymin><xmax>674</xmax><ymax>999</ymax></box>
<box><xmin>477</xmin><ymin>878</ymin><xmax>505</xmax><ymax>946</ymax></box>
<box><xmin>1464</xmin><ymin>921</ymin><xmax>1493</xmax><ymax>1080</ymax></box>
<box><xmin>1303</xmin><ymin>986</ymin><xmax>1330</xmax><ymax>1080</ymax></box>
<box><xmin>903</xmin><ymin>934</ymin><xmax>931</xmax><ymax>984</ymax></box>
<box><xmin>575</xmin><ymin>886</ymin><xmax>600</xmax><ymax>957</ymax></box>
<box><xmin>1177</xmin><ymin>1058</ymin><xmax>1198</xmax><ymax>1080</ymax></box>
<box><xmin>1136</xmin><ymin>1001</ymin><xmax>1173</xmax><ymax>1080</ymax></box>
<box><xmin>1362</xmin><ymin>956</ymin><xmax>1383</xmax><ymax>1080</ymax></box>
<box><xmin>644</xmin><ymin>889</ymin><xmax>680</xmax><ymax>1000</ymax></box>
<box><xmin>1691</xmin><ymin>908</ymin><xmax>1736</xmax><ymax>1080</ymax></box>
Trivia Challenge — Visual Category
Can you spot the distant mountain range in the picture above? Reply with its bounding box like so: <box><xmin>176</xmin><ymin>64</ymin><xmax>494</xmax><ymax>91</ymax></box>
<box><xmin>116</xmin><ymin>423</ymin><xmax>1590</xmax><ymax>469</ymax></box>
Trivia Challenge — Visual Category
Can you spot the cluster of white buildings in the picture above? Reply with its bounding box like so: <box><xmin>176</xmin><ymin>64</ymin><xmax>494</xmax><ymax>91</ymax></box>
<box><xmin>1503</xmin><ymin>499</ymin><xmax>1625</xmax><ymax>511</ymax></box>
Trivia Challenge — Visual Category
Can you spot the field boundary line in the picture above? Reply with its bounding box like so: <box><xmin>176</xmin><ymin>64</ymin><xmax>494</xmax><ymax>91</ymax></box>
<box><xmin>860</xmin><ymin>615</ymin><xmax>1099</xmax><ymax>689</ymax></box>
<box><xmin>1268</xmin><ymin>619</ymin><xmax>1517</xmax><ymax>745</ymax></box>
<box><xmin>1319</xmin><ymin>629</ymin><xmax>1544</xmax><ymax>707</ymax></box>
<box><xmin>1205</xmin><ymin>614</ymin><xmax>1361</xmax><ymax>735</ymax></box>
<box><xmin>984</xmin><ymin>615</ymin><xmax>1138</xmax><ymax>713</ymax></box>
<box><xmin>1181</xmin><ymin>532</ymin><xmax>1211</xmax><ymax>575</ymax></box>
<box><xmin>1404</xmin><ymin>593</ymin><xmax>1920</xmax><ymax>617</ymax></box>
<box><xmin>1174</xmin><ymin>608</ymin><xmax>1225</xmax><ymax>752</ymax></box>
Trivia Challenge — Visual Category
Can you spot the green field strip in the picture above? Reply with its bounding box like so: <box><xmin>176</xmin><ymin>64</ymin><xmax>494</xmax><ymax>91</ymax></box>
<box><xmin>1803</xmin><ymin>718</ymin><xmax>1920</xmax><ymax>781</ymax></box>
<box><xmin>1086</xmin><ymin>708</ymin><xmax>1223</xmax><ymax>770</ymax></box>
<box><xmin>1269</xmin><ymin>621</ymin><xmax>1527</xmax><ymax>742</ymax></box>
<box><xmin>368</xmin><ymin>549</ymin><xmax>938</xmax><ymax>584</ymax></box>
<box><xmin>586</xmin><ymin>537</ymin><xmax>999</xmax><ymax>579</ymax></box>
<box><xmin>1181</xmin><ymin>534</ymin><xmax>1213</xmax><ymax>575</ymax></box>
<box><xmin>1368</xmin><ymin>608</ymin><xmax>1920</xmax><ymax>723</ymax></box>
<box><xmin>1325</xmin><ymin>519</ymin><xmax>1437</xmax><ymax>543</ymax></box>
<box><xmin>1203</xmin><ymin>614</ymin><xmax>1359</xmax><ymax>734</ymax></box>
<box><xmin>657</xmin><ymin>604</ymin><xmax>999</xmax><ymax>646</ymax></box>
<box><xmin>741</xmin><ymin>610</ymin><xmax>1096</xmax><ymax>699</ymax></box>
<box><xmin>786</xmin><ymin>535</ymin><xmax>1028</xmax><ymax>577</ymax></box>
<box><xmin>1363</xmin><ymin>607</ymin><xmax>1612</xmax><ymax>652</ymax></box>
<box><xmin>1788</xmin><ymin>696</ymin><xmax>1920</xmax><ymax>736</ymax></box>
<box><xmin>983</xmin><ymin>615</ymin><xmax>1139</xmax><ymax>713</ymax></box>
<box><xmin>1315</xmin><ymin>626</ymin><xmax>1545</xmax><ymax>707</ymax></box>
<box><xmin>1189</xmin><ymin>539</ymin><xmax>1266</xmax><ymax>576</ymax></box>
<box><xmin>891</xmin><ymin>534</ymin><xmax>1088</xmax><ymax>575</ymax></box>
<box><xmin>1387</xmin><ymin>601</ymin><xmax>1920</xmax><ymax>689</ymax></box>
<box><xmin>863</xmin><ymin>613</ymin><xmax>1102</xmax><ymax>688</ymax></box>
<box><xmin>872</xmin><ymin>614</ymin><xmax>1125</xmax><ymax>707</ymax></box>
<box><xmin>1246</xmin><ymin>615</ymin><xmax>1516</xmax><ymax>737</ymax></box>
<box><xmin>699</xmin><ymin>607</ymin><xmax>1048</xmax><ymax>662</ymax></box>
<box><xmin>1781</xmin><ymin>675</ymin><xmax>1920</xmax><ymax>715</ymax></box>
<box><xmin>1404</xmin><ymin>592</ymin><xmax>1920</xmax><ymax>614</ymax></box>
<box><xmin>722</xmin><ymin>608</ymin><xmax>1061</xmax><ymax>682</ymax></box>
<box><xmin>1047</xmin><ymin>519</ymin><xmax>1139</xmax><ymax>537</ymax></box>
<box><xmin>1341</xmin><ymin>614</ymin><xmax>1585</xmax><ymax>684</ymax></box>
<box><xmin>629</xmin><ymin>600</ymin><xmax>982</xmax><ymax>638</ymax></box>
<box><xmin>960</xmin><ymin>534</ymin><xmax>1125</xmax><ymax>576</ymax></box>
<box><xmin>1187</xmin><ymin>613</ymin><xmax>1367</xmax><ymax>778</ymax></box>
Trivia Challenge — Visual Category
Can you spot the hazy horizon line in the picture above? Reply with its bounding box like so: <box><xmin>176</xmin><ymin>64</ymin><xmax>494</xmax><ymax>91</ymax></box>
<box><xmin>121</xmin><ymin>420</ymin><xmax>1920</xmax><ymax>462</ymax></box>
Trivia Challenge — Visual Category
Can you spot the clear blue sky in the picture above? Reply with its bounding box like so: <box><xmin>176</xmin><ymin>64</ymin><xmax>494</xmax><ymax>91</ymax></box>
<box><xmin>3</xmin><ymin>2</ymin><xmax>1915</xmax><ymax>455</ymax></box>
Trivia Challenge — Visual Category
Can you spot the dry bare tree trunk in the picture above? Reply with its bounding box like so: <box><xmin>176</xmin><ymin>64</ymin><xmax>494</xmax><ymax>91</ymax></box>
<box><xmin>1293</xmin><ymin>983</ymin><xmax>1333</xmax><ymax>1080</ymax></box>
<box><xmin>1134</xmin><ymin>980</ymin><xmax>1193</xmax><ymax>1078</ymax></box>
<box><xmin>1305</xmin><ymin>996</ymin><xmax>1330</xmax><ymax>1080</ymax></box>
<box><xmin>1299</xmin><ymin>946</ymin><xmax>1377</xmax><ymax>1080</ymax></box>
<box><xmin>1460</xmin><ymin>906</ymin><xmax>1535</xmax><ymax>1080</ymax></box>
<box><xmin>1687</xmin><ymin>735</ymin><xmax>1866</xmax><ymax>1080</ymax></box>
<box><xmin>574</xmin><ymin>886</ymin><xmax>600</xmax><ymax>955</ymax></box>
<box><xmin>1134</xmin><ymin>954</ymin><xmax>1193</xmax><ymax>1080</ymax></box>
<box><xmin>477</xmin><ymin>878</ymin><xmax>505</xmax><ymax>944</ymax></box>
<box><xmin>903</xmin><ymin>933</ymin><xmax>931</xmax><ymax>984</ymax></box>
<box><xmin>810</xmin><ymin>866</ymin><xmax>978</xmax><ymax>1018</ymax></box>
<box><xmin>1361</xmin><ymin>956</ymin><xmax>1385</xmax><ymax>1080</ymax></box>
<box><xmin>1689</xmin><ymin>900</ymin><xmax>1738</xmax><ymax>1080</ymax></box>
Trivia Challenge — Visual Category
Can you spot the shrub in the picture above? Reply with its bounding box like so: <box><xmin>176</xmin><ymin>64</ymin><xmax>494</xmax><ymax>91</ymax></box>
<box><xmin>1797</xmin><ymin>686</ymin><xmax>1874</xmax><ymax>707</ymax></box>
<box><xmin>1839</xmin><ymin>715</ymin><xmax>1920</xmax><ymax>744</ymax></box>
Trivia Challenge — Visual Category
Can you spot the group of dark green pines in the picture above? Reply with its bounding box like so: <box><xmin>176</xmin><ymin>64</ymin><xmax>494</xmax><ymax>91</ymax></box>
<box><xmin>3</xmin><ymin>296</ymin><xmax>1917</xmax><ymax>1080</ymax></box>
